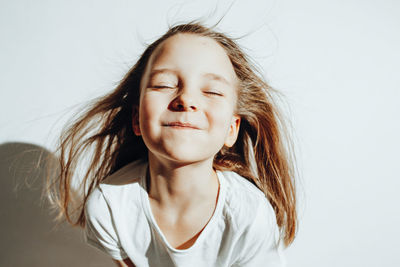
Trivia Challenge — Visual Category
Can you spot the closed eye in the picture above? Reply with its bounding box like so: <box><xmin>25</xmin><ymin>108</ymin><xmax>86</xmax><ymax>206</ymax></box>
<box><xmin>153</xmin><ymin>85</ymin><xmax>170</xmax><ymax>88</ymax></box>
<box><xmin>151</xmin><ymin>85</ymin><xmax>175</xmax><ymax>89</ymax></box>
<box><xmin>204</xmin><ymin>91</ymin><xmax>223</xmax><ymax>96</ymax></box>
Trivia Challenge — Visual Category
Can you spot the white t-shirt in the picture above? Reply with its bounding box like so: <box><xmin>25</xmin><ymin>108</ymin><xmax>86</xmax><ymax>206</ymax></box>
<box><xmin>84</xmin><ymin>160</ymin><xmax>286</xmax><ymax>267</ymax></box>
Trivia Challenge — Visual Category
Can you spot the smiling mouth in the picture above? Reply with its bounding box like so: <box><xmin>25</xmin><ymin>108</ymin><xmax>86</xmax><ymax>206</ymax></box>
<box><xmin>164</xmin><ymin>122</ymin><xmax>200</xmax><ymax>129</ymax></box>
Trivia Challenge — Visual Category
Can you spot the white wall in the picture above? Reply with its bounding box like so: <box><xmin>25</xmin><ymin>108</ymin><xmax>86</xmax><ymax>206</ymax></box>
<box><xmin>1</xmin><ymin>0</ymin><xmax>399</xmax><ymax>266</ymax></box>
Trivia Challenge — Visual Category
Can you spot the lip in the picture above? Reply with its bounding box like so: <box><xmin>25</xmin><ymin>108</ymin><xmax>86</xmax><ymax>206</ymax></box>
<box><xmin>163</xmin><ymin>122</ymin><xmax>200</xmax><ymax>129</ymax></box>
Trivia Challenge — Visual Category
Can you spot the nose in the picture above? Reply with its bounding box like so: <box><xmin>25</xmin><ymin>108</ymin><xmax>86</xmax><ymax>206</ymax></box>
<box><xmin>168</xmin><ymin>89</ymin><xmax>198</xmax><ymax>112</ymax></box>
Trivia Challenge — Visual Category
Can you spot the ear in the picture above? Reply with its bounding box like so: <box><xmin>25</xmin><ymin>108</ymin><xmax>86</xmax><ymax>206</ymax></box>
<box><xmin>224</xmin><ymin>115</ymin><xmax>241</xmax><ymax>147</ymax></box>
<box><xmin>132</xmin><ymin>105</ymin><xmax>141</xmax><ymax>136</ymax></box>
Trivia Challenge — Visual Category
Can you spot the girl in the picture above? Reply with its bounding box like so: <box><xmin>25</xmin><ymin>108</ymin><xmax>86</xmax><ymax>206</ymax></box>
<box><xmin>47</xmin><ymin>22</ymin><xmax>297</xmax><ymax>267</ymax></box>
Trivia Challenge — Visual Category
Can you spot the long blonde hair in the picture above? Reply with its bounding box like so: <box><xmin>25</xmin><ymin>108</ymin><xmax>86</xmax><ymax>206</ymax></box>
<box><xmin>46</xmin><ymin>22</ymin><xmax>297</xmax><ymax>246</ymax></box>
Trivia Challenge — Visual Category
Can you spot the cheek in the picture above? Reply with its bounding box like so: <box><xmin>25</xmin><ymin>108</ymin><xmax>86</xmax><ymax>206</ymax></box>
<box><xmin>138</xmin><ymin>95</ymin><xmax>161</xmax><ymax>133</ymax></box>
<box><xmin>208</xmin><ymin>103</ymin><xmax>235</xmax><ymax>132</ymax></box>
<box><xmin>140</xmin><ymin>94</ymin><xmax>165</xmax><ymax>119</ymax></box>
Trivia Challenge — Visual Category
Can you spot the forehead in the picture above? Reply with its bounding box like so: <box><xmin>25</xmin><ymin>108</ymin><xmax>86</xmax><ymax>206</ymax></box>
<box><xmin>145</xmin><ymin>33</ymin><xmax>238</xmax><ymax>84</ymax></box>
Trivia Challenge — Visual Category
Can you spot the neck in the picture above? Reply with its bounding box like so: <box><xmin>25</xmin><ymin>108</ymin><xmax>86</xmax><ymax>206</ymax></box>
<box><xmin>147</xmin><ymin>153</ymin><xmax>219</xmax><ymax>208</ymax></box>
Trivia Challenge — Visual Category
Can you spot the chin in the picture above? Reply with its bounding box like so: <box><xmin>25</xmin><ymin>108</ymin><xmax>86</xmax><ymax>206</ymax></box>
<box><xmin>168</xmin><ymin>153</ymin><xmax>211</xmax><ymax>165</ymax></box>
<box><xmin>147</xmin><ymin>140</ymin><xmax>222</xmax><ymax>165</ymax></box>
<box><xmin>161</xmin><ymin>148</ymin><xmax>216</xmax><ymax>166</ymax></box>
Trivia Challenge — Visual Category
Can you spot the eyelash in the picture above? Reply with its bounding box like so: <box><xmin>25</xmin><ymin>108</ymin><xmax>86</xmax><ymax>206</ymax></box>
<box><xmin>152</xmin><ymin>85</ymin><xmax>174</xmax><ymax>89</ymax></box>
<box><xmin>204</xmin><ymin>91</ymin><xmax>223</xmax><ymax>96</ymax></box>
<box><xmin>151</xmin><ymin>86</ymin><xmax>223</xmax><ymax>96</ymax></box>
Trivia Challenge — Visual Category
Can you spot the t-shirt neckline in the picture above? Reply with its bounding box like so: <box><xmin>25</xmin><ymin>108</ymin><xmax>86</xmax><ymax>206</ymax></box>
<box><xmin>139</xmin><ymin>163</ymin><xmax>226</xmax><ymax>254</ymax></box>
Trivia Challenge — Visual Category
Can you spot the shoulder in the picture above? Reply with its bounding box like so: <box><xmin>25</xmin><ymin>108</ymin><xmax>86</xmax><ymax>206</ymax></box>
<box><xmin>102</xmin><ymin>159</ymin><xmax>147</xmax><ymax>186</ymax></box>
<box><xmin>219</xmin><ymin>171</ymin><xmax>283</xmax><ymax>265</ymax></box>
<box><xmin>86</xmin><ymin>159</ymin><xmax>147</xmax><ymax>218</ymax></box>
<box><xmin>219</xmin><ymin>171</ymin><xmax>277</xmax><ymax>230</ymax></box>
<box><xmin>99</xmin><ymin>159</ymin><xmax>147</xmax><ymax>197</ymax></box>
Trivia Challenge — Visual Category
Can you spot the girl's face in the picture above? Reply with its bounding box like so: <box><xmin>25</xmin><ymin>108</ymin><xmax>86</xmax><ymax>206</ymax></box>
<box><xmin>134</xmin><ymin>33</ymin><xmax>241</xmax><ymax>165</ymax></box>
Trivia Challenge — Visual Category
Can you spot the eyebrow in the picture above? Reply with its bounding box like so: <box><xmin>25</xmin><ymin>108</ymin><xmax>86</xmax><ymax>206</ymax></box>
<box><xmin>149</xmin><ymin>69</ymin><xmax>231</xmax><ymax>86</ymax></box>
<box><xmin>202</xmin><ymin>72</ymin><xmax>231</xmax><ymax>86</ymax></box>
<box><xmin>149</xmin><ymin>69</ymin><xmax>178</xmax><ymax>77</ymax></box>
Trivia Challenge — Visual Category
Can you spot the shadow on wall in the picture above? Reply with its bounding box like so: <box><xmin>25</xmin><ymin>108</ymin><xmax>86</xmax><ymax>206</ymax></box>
<box><xmin>0</xmin><ymin>142</ymin><xmax>113</xmax><ymax>267</ymax></box>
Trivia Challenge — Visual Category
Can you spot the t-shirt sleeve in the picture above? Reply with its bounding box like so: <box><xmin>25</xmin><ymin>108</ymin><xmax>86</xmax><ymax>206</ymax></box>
<box><xmin>84</xmin><ymin>187</ymin><xmax>128</xmax><ymax>260</ymax></box>
<box><xmin>232</xmin><ymin>198</ymin><xmax>287</xmax><ymax>267</ymax></box>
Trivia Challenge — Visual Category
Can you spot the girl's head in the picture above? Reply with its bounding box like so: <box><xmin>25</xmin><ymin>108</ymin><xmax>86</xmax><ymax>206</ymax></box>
<box><xmin>114</xmin><ymin>24</ymin><xmax>287</xmax><ymax>172</ymax></box>
<box><xmin>134</xmin><ymin>32</ymin><xmax>241</xmax><ymax>165</ymax></box>
<box><xmin>49</xmin><ymin>22</ymin><xmax>297</xmax><ymax>246</ymax></box>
